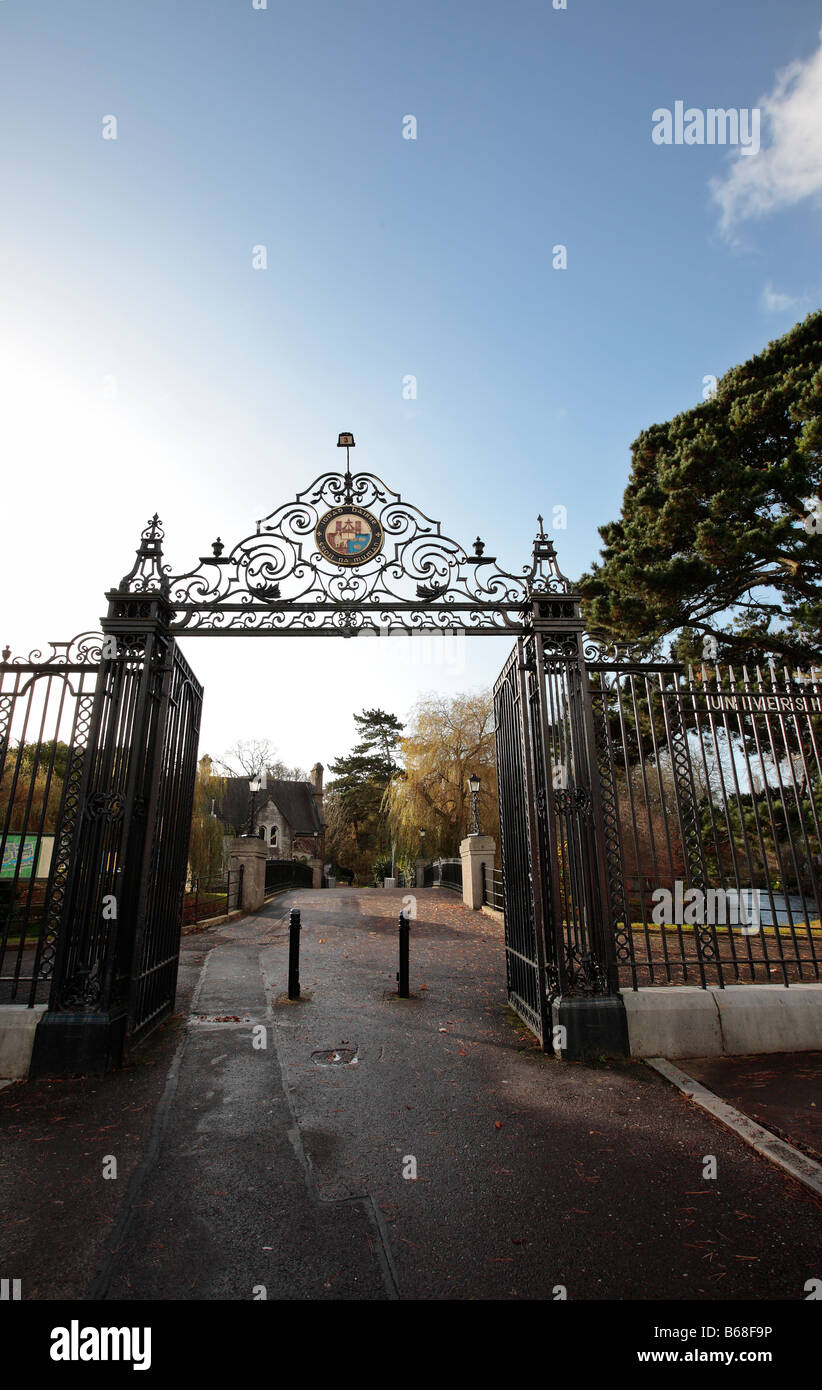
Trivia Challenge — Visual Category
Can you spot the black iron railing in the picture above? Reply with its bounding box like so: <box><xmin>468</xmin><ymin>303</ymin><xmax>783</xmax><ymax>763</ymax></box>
<box><xmin>429</xmin><ymin>858</ymin><xmax>463</xmax><ymax>893</ymax></box>
<box><xmin>264</xmin><ymin>857</ymin><xmax>313</xmax><ymax>897</ymax></box>
<box><xmin>182</xmin><ymin>866</ymin><xmax>244</xmax><ymax>927</ymax></box>
<box><xmin>481</xmin><ymin>862</ymin><xmax>505</xmax><ymax>911</ymax></box>
<box><xmin>590</xmin><ymin>660</ymin><xmax>821</xmax><ymax>989</ymax></box>
<box><xmin>0</xmin><ymin>640</ymin><xmax>101</xmax><ymax>1007</ymax></box>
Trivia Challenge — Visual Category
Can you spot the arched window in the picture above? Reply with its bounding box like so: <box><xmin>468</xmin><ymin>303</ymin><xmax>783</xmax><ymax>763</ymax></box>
<box><xmin>270</xmin><ymin>826</ymin><xmax>278</xmax><ymax>848</ymax></box>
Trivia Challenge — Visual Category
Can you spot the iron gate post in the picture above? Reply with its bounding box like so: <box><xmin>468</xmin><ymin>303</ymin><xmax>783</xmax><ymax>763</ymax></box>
<box><xmin>516</xmin><ymin>637</ymin><xmax>553</xmax><ymax>1042</ymax></box>
<box><xmin>515</xmin><ymin>546</ymin><xmax>629</xmax><ymax>1061</ymax></box>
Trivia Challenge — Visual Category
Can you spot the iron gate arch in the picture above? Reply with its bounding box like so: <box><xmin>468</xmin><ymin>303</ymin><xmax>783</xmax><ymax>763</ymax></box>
<box><xmin>7</xmin><ymin>440</ymin><xmax>820</xmax><ymax>1075</ymax></box>
<box><xmin>23</xmin><ymin>436</ymin><xmax>817</xmax><ymax>1071</ymax></box>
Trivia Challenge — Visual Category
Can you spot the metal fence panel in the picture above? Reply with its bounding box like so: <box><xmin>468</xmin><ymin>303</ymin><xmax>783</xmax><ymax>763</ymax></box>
<box><xmin>182</xmin><ymin>867</ymin><xmax>243</xmax><ymax>926</ymax></box>
<box><xmin>0</xmin><ymin>640</ymin><xmax>101</xmax><ymax>1006</ymax></box>
<box><xmin>481</xmin><ymin>862</ymin><xmax>505</xmax><ymax>911</ymax></box>
<box><xmin>589</xmin><ymin>661</ymin><xmax>821</xmax><ymax>987</ymax></box>
<box><xmin>264</xmin><ymin>857</ymin><xmax>313</xmax><ymax>896</ymax></box>
<box><xmin>435</xmin><ymin>859</ymin><xmax>463</xmax><ymax>892</ymax></box>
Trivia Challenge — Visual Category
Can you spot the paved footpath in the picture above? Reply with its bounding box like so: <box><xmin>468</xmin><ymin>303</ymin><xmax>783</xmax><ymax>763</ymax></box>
<box><xmin>2</xmin><ymin>888</ymin><xmax>821</xmax><ymax>1301</ymax></box>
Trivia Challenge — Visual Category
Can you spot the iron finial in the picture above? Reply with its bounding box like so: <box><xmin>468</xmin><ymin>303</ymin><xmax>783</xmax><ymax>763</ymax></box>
<box><xmin>117</xmin><ymin>513</ymin><xmax>169</xmax><ymax>594</ymax></box>
<box><xmin>337</xmin><ymin>431</ymin><xmax>355</xmax><ymax>500</ymax></box>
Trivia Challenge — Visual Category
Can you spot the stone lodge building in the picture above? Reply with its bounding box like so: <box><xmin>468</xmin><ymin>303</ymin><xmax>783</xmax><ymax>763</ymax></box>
<box><xmin>253</xmin><ymin>762</ymin><xmax>325</xmax><ymax>862</ymax></box>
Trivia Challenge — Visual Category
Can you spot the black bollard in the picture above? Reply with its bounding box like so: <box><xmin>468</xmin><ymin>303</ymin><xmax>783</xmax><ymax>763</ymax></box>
<box><xmin>397</xmin><ymin>908</ymin><xmax>410</xmax><ymax>997</ymax></box>
<box><xmin>288</xmin><ymin>907</ymin><xmax>301</xmax><ymax>1000</ymax></box>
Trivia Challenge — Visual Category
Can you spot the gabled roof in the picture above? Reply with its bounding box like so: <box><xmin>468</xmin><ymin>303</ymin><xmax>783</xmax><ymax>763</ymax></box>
<box><xmin>265</xmin><ymin>779</ymin><xmax>323</xmax><ymax>835</ymax></box>
<box><xmin>219</xmin><ymin>777</ymin><xmax>323</xmax><ymax>836</ymax></box>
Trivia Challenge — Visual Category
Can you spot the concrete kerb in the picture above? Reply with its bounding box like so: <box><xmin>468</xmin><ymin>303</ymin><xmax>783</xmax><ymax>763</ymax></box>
<box><xmin>0</xmin><ymin>1004</ymin><xmax>47</xmax><ymax>1079</ymax></box>
<box><xmin>480</xmin><ymin>904</ymin><xmax>504</xmax><ymax>924</ymax></box>
<box><xmin>181</xmin><ymin>889</ymin><xmax>296</xmax><ymax>937</ymax></box>
<box><xmin>182</xmin><ymin>907</ymin><xmax>246</xmax><ymax>936</ymax></box>
<box><xmin>622</xmin><ymin>983</ymin><xmax>822</xmax><ymax>1059</ymax></box>
<box><xmin>546</xmin><ymin>982</ymin><xmax>821</xmax><ymax>1062</ymax></box>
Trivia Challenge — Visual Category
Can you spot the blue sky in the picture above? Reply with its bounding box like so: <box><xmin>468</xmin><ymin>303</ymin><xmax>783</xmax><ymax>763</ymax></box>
<box><xmin>1</xmin><ymin>0</ymin><xmax>820</xmax><ymax>772</ymax></box>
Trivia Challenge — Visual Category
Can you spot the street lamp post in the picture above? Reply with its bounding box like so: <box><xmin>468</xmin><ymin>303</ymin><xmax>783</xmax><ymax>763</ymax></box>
<box><xmin>246</xmin><ymin>776</ymin><xmax>261</xmax><ymax>837</ymax></box>
<box><xmin>467</xmin><ymin>772</ymin><xmax>481</xmax><ymax>836</ymax></box>
<box><xmin>415</xmin><ymin>829</ymin><xmax>426</xmax><ymax>892</ymax></box>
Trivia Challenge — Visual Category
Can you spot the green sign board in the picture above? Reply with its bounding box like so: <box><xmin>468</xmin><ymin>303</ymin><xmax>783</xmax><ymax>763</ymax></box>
<box><xmin>1</xmin><ymin>835</ymin><xmax>54</xmax><ymax>881</ymax></box>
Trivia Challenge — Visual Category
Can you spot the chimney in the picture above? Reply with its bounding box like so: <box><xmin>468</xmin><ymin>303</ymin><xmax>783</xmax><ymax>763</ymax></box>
<box><xmin>310</xmin><ymin>762</ymin><xmax>324</xmax><ymax>822</ymax></box>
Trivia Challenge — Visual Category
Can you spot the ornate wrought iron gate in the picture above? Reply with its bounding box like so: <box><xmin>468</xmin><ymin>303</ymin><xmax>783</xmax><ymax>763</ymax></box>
<box><xmin>494</xmin><ymin>630</ymin><xmax>822</xmax><ymax>1046</ymax></box>
<box><xmin>10</xmin><ymin>439</ymin><xmax>818</xmax><ymax>1077</ymax></box>
<box><xmin>30</xmin><ymin>575</ymin><xmax>202</xmax><ymax>1074</ymax></box>
<box><xmin>126</xmin><ymin>641</ymin><xmax>202</xmax><ymax>1044</ymax></box>
<box><xmin>493</xmin><ymin>643</ymin><xmax>550</xmax><ymax>1043</ymax></box>
<box><xmin>493</xmin><ymin>594</ymin><xmax>624</xmax><ymax>1052</ymax></box>
<box><xmin>16</xmin><ymin>440</ymin><xmax>817</xmax><ymax>1076</ymax></box>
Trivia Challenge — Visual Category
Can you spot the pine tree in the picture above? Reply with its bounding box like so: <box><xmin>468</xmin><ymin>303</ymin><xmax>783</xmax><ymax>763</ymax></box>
<box><xmin>579</xmin><ymin>312</ymin><xmax>822</xmax><ymax>669</ymax></box>
<box><xmin>326</xmin><ymin>709</ymin><xmax>404</xmax><ymax>855</ymax></box>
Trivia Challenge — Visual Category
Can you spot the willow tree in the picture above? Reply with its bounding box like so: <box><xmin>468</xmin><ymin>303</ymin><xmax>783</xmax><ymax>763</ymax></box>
<box><xmin>0</xmin><ymin>742</ymin><xmax>68</xmax><ymax>834</ymax></box>
<box><xmin>384</xmin><ymin>692</ymin><xmax>498</xmax><ymax>858</ymax></box>
<box><xmin>187</xmin><ymin>755</ymin><xmax>228</xmax><ymax>880</ymax></box>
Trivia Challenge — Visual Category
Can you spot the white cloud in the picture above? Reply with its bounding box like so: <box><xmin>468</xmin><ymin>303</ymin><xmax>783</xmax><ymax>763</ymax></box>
<box><xmin>761</xmin><ymin>283</ymin><xmax>802</xmax><ymax>312</ymax></box>
<box><xmin>712</xmin><ymin>30</ymin><xmax>822</xmax><ymax>233</ymax></box>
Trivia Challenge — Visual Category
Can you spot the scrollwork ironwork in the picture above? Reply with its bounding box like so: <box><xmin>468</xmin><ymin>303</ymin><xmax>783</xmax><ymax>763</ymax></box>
<box><xmin>85</xmin><ymin>791</ymin><xmax>127</xmax><ymax>822</ymax></box>
<box><xmin>123</xmin><ymin>470</ymin><xmax>582</xmax><ymax>636</ymax></box>
<box><xmin>1</xmin><ymin>632</ymin><xmax>107</xmax><ymax>668</ymax></box>
<box><xmin>565</xmin><ymin>946</ymin><xmax>609</xmax><ymax>995</ymax></box>
<box><xmin>553</xmin><ymin>787</ymin><xmax>592</xmax><ymax>817</ymax></box>
<box><xmin>582</xmin><ymin>635</ymin><xmax>669</xmax><ymax>667</ymax></box>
